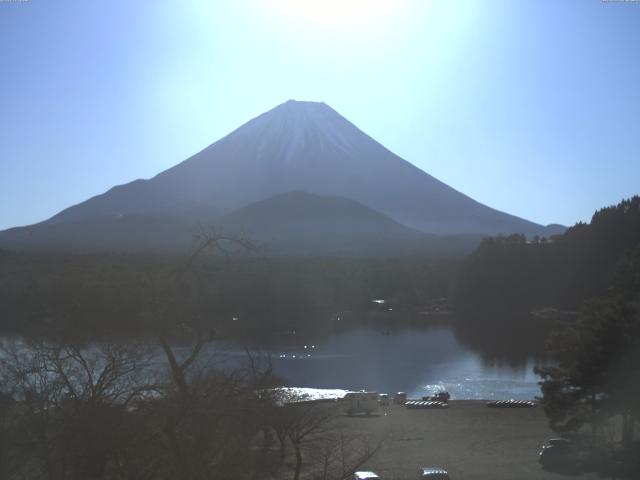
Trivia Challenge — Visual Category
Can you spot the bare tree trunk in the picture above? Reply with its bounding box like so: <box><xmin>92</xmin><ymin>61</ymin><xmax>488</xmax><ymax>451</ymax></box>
<box><xmin>158</xmin><ymin>334</ymin><xmax>204</xmax><ymax>403</ymax></box>
<box><xmin>38</xmin><ymin>419</ymin><xmax>57</xmax><ymax>480</ymax></box>
<box><xmin>293</xmin><ymin>443</ymin><xmax>302</xmax><ymax>480</ymax></box>
<box><xmin>621</xmin><ymin>410</ymin><xmax>634</xmax><ymax>451</ymax></box>
<box><xmin>261</xmin><ymin>428</ymin><xmax>273</xmax><ymax>454</ymax></box>
<box><xmin>164</xmin><ymin>421</ymin><xmax>191</xmax><ymax>480</ymax></box>
<box><xmin>276</xmin><ymin>431</ymin><xmax>287</xmax><ymax>461</ymax></box>
<box><xmin>590</xmin><ymin>390</ymin><xmax>597</xmax><ymax>448</ymax></box>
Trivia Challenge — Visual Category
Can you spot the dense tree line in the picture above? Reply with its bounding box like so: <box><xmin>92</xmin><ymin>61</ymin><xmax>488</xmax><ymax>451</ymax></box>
<box><xmin>452</xmin><ymin>196</ymin><xmax>640</xmax><ymax>326</ymax></box>
<box><xmin>0</xmin><ymin>250</ymin><xmax>456</xmax><ymax>341</ymax></box>
<box><xmin>455</xmin><ymin>196</ymin><xmax>640</xmax><ymax>475</ymax></box>
<box><xmin>535</xmin><ymin>242</ymin><xmax>640</xmax><ymax>476</ymax></box>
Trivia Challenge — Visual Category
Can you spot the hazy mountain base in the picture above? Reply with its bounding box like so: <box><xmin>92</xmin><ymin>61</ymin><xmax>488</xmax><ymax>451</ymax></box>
<box><xmin>0</xmin><ymin>191</ymin><xmax>485</xmax><ymax>256</ymax></box>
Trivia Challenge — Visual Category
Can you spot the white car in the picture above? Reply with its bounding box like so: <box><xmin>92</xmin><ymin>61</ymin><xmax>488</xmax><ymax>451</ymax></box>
<box><xmin>378</xmin><ymin>393</ymin><xmax>390</xmax><ymax>406</ymax></box>
<box><xmin>354</xmin><ymin>471</ymin><xmax>380</xmax><ymax>480</ymax></box>
<box><xmin>419</xmin><ymin>467</ymin><xmax>450</xmax><ymax>479</ymax></box>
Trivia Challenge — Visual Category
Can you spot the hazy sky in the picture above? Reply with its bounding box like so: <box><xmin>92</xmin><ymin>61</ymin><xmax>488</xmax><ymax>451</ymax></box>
<box><xmin>1</xmin><ymin>0</ymin><xmax>639</xmax><ymax>230</ymax></box>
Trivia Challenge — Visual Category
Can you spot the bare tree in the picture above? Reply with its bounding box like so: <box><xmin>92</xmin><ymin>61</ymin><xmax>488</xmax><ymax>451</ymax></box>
<box><xmin>282</xmin><ymin>402</ymin><xmax>338</xmax><ymax>480</ymax></box>
<box><xmin>151</xmin><ymin>336</ymin><xmax>282</xmax><ymax>480</ymax></box>
<box><xmin>0</xmin><ymin>339</ymin><xmax>157</xmax><ymax>480</ymax></box>
<box><xmin>265</xmin><ymin>390</ymin><xmax>386</xmax><ymax>480</ymax></box>
<box><xmin>310</xmin><ymin>431</ymin><xmax>384</xmax><ymax>480</ymax></box>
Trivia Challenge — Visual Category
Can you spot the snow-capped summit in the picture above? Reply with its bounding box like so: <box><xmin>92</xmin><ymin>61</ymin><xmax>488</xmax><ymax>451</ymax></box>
<box><xmin>223</xmin><ymin>100</ymin><xmax>362</xmax><ymax>163</ymax></box>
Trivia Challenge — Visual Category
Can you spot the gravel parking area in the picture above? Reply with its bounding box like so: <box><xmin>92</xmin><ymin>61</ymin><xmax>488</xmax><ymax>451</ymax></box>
<box><xmin>337</xmin><ymin>400</ymin><xmax>600</xmax><ymax>480</ymax></box>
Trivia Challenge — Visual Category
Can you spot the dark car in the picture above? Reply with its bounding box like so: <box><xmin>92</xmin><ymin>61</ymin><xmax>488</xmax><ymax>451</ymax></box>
<box><xmin>539</xmin><ymin>438</ymin><xmax>589</xmax><ymax>471</ymax></box>
<box><xmin>430</xmin><ymin>392</ymin><xmax>450</xmax><ymax>402</ymax></box>
<box><xmin>421</xmin><ymin>391</ymin><xmax>450</xmax><ymax>402</ymax></box>
<box><xmin>394</xmin><ymin>392</ymin><xmax>407</xmax><ymax>405</ymax></box>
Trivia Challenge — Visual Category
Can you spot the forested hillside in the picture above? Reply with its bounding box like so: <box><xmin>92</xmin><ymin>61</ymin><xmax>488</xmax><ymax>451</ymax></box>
<box><xmin>453</xmin><ymin>196</ymin><xmax>640</xmax><ymax>316</ymax></box>
<box><xmin>0</xmin><ymin>249</ymin><xmax>455</xmax><ymax>340</ymax></box>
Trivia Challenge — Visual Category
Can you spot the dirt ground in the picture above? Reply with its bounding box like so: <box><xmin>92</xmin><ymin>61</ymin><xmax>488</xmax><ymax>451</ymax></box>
<box><xmin>336</xmin><ymin>400</ymin><xmax>601</xmax><ymax>480</ymax></box>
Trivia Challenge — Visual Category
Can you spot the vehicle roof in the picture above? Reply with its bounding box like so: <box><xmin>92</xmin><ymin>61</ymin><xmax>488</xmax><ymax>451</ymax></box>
<box><xmin>549</xmin><ymin>437</ymin><xmax>570</xmax><ymax>444</ymax></box>
<box><xmin>354</xmin><ymin>471</ymin><xmax>380</xmax><ymax>479</ymax></box>
<box><xmin>420</xmin><ymin>467</ymin><xmax>449</xmax><ymax>474</ymax></box>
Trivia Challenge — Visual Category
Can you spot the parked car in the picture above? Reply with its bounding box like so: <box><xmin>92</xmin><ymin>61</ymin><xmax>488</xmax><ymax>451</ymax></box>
<box><xmin>538</xmin><ymin>438</ymin><xmax>590</xmax><ymax>471</ymax></box>
<box><xmin>378</xmin><ymin>393</ymin><xmax>390</xmax><ymax>406</ymax></box>
<box><xmin>548</xmin><ymin>438</ymin><xmax>571</xmax><ymax>447</ymax></box>
<box><xmin>394</xmin><ymin>392</ymin><xmax>407</xmax><ymax>405</ymax></box>
<box><xmin>354</xmin><ymin>471</ymin><xmax>380</xmax><ymax>479</ymax></box>
<box><xmin>422</xmin><ymin>392</ymin><xmax>450</xmax><ymax>402</ymax></box>
<box><xmin>419</xmin><ymin>467</ymin><xmax>450</xmax><ymax>479</ymax></box>
<box><xmin>430</xmin><ymin>391</ymin><xmax>450</xmax><ymax>402</ymax></box>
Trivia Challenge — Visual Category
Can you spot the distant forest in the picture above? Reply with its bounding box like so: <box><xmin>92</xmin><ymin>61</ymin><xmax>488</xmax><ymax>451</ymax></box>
<box><xmin>454</xmin><ymin>196</ymin><xmax>640</xmax><ymax>312</ymax></box>
<box><xmin>0</xmin><ymin>250</ymin><xmax>455</xmax><ymax>341</ymax></box>
<box><xmin>1</xmin><ymin>197</ymin><xmax>638</xmax><ymax>356</ymax></box>
<box><xmin>452</xmin><ymin>196</ymin><xmax>640</xmax><ymax>352</ymax></box>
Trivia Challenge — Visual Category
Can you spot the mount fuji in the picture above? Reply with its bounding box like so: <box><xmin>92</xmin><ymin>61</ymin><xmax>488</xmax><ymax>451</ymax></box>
<box><xmin>0</xmin><ymin>100</ymin><xmax>563</xmax><ymax>254</ymax></box>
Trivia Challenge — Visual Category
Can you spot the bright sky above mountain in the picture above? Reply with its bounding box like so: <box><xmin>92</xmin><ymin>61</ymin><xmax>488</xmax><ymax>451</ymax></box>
<box><xmin>1</xmin><ymin>0</ymin><xmax>639</xmax><ymax>230</ymax></box>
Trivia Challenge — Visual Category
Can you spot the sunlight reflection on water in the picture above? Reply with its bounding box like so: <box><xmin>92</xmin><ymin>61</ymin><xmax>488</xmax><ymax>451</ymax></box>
<box><xmin>210</xmin><ymin>326</ymin><xmax>542</xmax><ymax>400</ymax></box>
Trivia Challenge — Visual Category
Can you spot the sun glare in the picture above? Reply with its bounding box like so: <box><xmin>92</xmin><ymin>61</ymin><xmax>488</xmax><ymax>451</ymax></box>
<box><xmin>262</xmin><ymin>0</ymin><xmax>403</xmax><ymax>34</ymax></box>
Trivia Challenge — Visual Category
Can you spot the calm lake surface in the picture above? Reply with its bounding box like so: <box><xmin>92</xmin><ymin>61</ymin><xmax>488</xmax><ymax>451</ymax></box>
<box><xmin>204</xmin><ymin>325</ymin><xmax>542</xmax><ymax>400</ymax></box>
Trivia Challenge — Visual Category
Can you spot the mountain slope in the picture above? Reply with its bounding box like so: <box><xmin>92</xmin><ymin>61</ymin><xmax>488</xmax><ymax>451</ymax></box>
<box><xmin>220</xmin><ymin>190</ymin><xmax>424</xmax><ymax>237</ymax></box>
<box><xmin>218</xmin><ymin>190</ymin><xmax>429</xmax><ymax>254</ymax></box>
<box><xmin>40</xmin><ymin>100</ymin><xmax>559</xmax><ymax>237</ymax></box>
<box><xmin>0</xmin><ymin>213</ymin><xmax>198</xmax><ymax>253</ymax></box>
<box><xmin>0</xmin><ymin>191</ymin><xmax>484</xmax><ymax>255</ymax></box>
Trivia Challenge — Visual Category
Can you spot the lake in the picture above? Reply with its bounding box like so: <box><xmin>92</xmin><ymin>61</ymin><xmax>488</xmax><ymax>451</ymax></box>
<box><xmin>204</xmin><ymin>325</ymin><xmax>543</xmax><ymax>400</ymax></box>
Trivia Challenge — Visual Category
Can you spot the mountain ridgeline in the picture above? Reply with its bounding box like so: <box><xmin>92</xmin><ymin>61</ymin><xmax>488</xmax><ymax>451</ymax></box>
<box><xmin>0</xmin><ymin>100</ymin><xmax>563</xmax><ymax>255</ymax></box>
